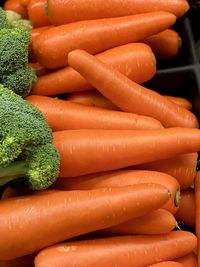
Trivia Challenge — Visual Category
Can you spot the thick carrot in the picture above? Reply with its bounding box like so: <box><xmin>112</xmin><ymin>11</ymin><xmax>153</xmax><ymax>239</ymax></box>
<box><xmin>165</xmin><ymin>96</ymin><xmax>193</xmax><ymax>110</ymax></box>
<box><xmin>0</xmin><ymin>254</ymin><xmax>35</xmax><ymax>267</ymax></box>
<box><xmin>26</xmin><ymin>95</ymin><xmax>163</xmax><ymax>131</ymax></box>
<box><xmin>33</xmin><ymin>12</ymin><xmax>176</xmax><ymax>69</ymax></box>
<box><xmin>96</xmin><ymin>209</ymin><xmax>177</xmax><ymax>235</ymax></box>
<box><xmin>148</xmin><ymin>262</ymin><xmax>184</xmax><ymax>267</ymax></box>
<box><xmin>47</xmin><ymin>0</ymin><xmax>189</xmax><ymax>25</ymax></box>
<box><xmin>176</xmin><ymin>253</ymin><xmax>197</xmax><ymax>267</ymax></box>
<box><xmin>68</xmin><ymin>49</ymin><xmax>199</xmax><ymax>128</ymax></box>
<box><xmin>28</xmin><ymin>62</ymin><xmax>50</xmax><ymax>77</ymax></box>
<box><xmin>0</xmin><ymin>184</ymin><xmax>170</xmax><ymax>260</ymax></box>
<box><xmin>135</xmin><ymin>153</ymin><xmax>198</xmax><ymax>189</ymax></box>
<box><xmin>143</xmin><ymin>29</ymin><xmax>181</xmax><ymax>60</ymax></box>
<box><xmin>3</xmin><ymin>0</ymin><xmax>28</xmax><ymax>19</ymax></box>
<box><xmin>27</xmin><ymin>0</ymin><xmax>50</xmax><ymax>28</ymax></box>
<box><xmin>53</xmin><ymin>169</ymin><xmax>180</xmax><ymax>214</ymax></box>
<box><xmin>53</xmin><ymin>128</ymin><xmax>200</xmax><ymax>177</ymax></box>
<box><xmin>34</xmin><ymin>231</ymin><xmax>197</xmax><ymax>267</ymax></box>
<box><xmin>31</xmin><ymin>43</ymin><xmax>156</xmax><ymax>95</ymax></box>
<box><xmin>175</xmin><ymin>189</ymin><xmax>195</xmax><ymax>228</ymax></box>
<box><xmin>19</xmin><ymin>0</ymin><xmax>30</xmax><ymax>7</ymax></box>
<box><xmin>194</xmin><ymin>171</ymin><xmax>200</xmax><ymax>266</ymax></box>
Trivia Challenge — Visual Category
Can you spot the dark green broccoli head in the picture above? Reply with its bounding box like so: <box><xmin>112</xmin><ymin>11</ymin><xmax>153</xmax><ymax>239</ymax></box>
<box><xmin>0</xmin><ymin>7</ymin><xmax>8</xmax><ymax>29</ymax></box>
<box><xmin>1</xmin><ymin>66</ymin><xmax>37</xmax><ymax>97</ymax></box>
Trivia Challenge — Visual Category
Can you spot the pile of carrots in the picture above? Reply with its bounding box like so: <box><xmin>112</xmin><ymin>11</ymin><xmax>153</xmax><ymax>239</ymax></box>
<box><xmin>1</xmin><ymin>0</ymin><xmax>200</xmax><ymax>266</ymax></box>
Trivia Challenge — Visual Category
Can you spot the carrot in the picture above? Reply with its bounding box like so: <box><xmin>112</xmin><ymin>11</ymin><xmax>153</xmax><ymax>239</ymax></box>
<box><xmin>148</xmin><ymin>262</ymin><xmax>184</xmax><ymax>267</ymax></box>
<box><xmin>164</xmin><ymin>96</ymin><xmax>193</xmax><ymax>110</ymax></box>
<box><xmin>53</xmin><ymin>169</ymin><xmax>180</xmax><ymax>214</ymax></box>
<box><xmin>53</xmin><ymin>128</ymin><xmax>200</xmax><ymax>178</ymax></box>
<box><xmin>0</xmin><ymin>184</ymin><xmax>170</xmax><ymax>260</ymax></box>
<box><xmin>143</xmin><ymin>29</ymin><xmax>181</xmax><ymax>60</ymax></box>
<box><xmin>27</xmin><ymin>0</ymin><xmax>50</xmax><ymax>28</ymax></box>
<box><xmin>194</xmin><ymin>171</ymin><xmax>200</xmax><ymax>266</ymax></box>
<box><xmin>1</xmin><ymin>187</ymin><xmax>31</xmax><ymax>200</ymax></box>
<box><xmin>0</xmin><ymin>254</ymin><xmax>35</xmax><ymax>267</ymax></box>
<box><xmin>135</xmin><ymin>153</ymin><xmax>198</xmax><ymax>189</ymax></box>
<box><xmin>26</xmin><ymin>95</ymin><xmax>163</xmax><ymax>131</ymax></box>
<box><xmin>176</xmin><ymin>253</ymin><xmax>198</xmax><ymax>267</ymax></box>
<box><xmin>31</xmin><ymin>43</ymin><xmax>156</xmax><ymax>95</ymax></box>
<box><xmin>19</xmin><ymin>0</ymin><xmax>30</xmax><ymax>7</ymax></box>
<box><xmin>34</xmin><ymin>231</ymin><xmax>197</xmax><ymax>267</ymax></box>
<box><xmin>96</xmin><ymin>209</ymin><xmax>177</xmax><ymax>235</ymax></box>
<box><xmin>46</xmin><ymin>0</ymin><xmax>189</xmax><ymax>25</ymax></box>
<box><xmin>28</xmin><ymin>62</ymin><xmax>51</xmax><ymax>77</ymax></box>
<box><xmin>68</xmin><ymin>49</ymin><xmax>199</xmax><ymax>128</ymax></box>
<box><xmin>175</xmin><ymin>189</ymin><xmax>195</xmax><ymax>228</ymax></box>
<box><xmin>3</xmin><ymin>0</ymin><xmax>28</xmax><ymax>19</ymax></box>
<box><xmin>33</xmin><ymin>11</ymin><xmax>176</xmax><ymax>69</ymax></box>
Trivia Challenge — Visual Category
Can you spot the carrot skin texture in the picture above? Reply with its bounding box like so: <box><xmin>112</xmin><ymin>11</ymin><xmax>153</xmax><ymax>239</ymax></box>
<box><xmin>47</xmin><ymin>0</ymin><xmax>189</xmax><ymax>25</ymax></box>
<box><xmin>54</xmin><ymin>169</ymin><xmax>180</xmax><ymax>214</ymax></box>
<box><xmin>68</xmin><ymin>50</ymin><xmax>199</xmax><ymax>128</ymax></box>
<box><xmin>194</xmin><ymin>172</ymin><xmax>200</xmax><ymax>267</ymax></box>
<box><xmin>175</xmin><ymin>189</ymin><xmax>195</xmax><ymax>228</ymax></box>
<box><xmin>148</xmin><ymin>262</ymin><xmax>184</xmax><ymax>267</ymax></box>
<box><xmin>33</xmin><ymin>12</ymin><xmax>176</xmax><ymax>69</ymax></box>
<box><xmin>26</xmin><ymin>95</ymin><xmax>163</xmax><ymax>131</ymax></box>
<box><xmin>164</xmin><ymin>96</ymin><xmax>192</xmax><ymax>110</ymax></box>
<box><xmin>3</xmin><ymin>0</ymin><xmax>28</xmax><ymax>18</ymax></box>
<box><xmin>27</xmin><ymin>0</ymin><xmax>50</xmax><ymax>28</ymax></box>
<box><xmin>176</xmin><ymin>253</ymin><xmax>198</xmax><ymax>267</ymax></box>
<box><xmin>53</xmin><ymin>128</ymin><xmax>200</xmax><ymax>178</ymax></box>
<box><xmin>0</xmin><ymin>184</ymin><xmax>170</xmax><ymax>260</ymax></box>
<box><xmin>34</xmin><ymin>231</ymin><xmax>197</xmax><ymax>267</ymax></box>
<box><xmin>31</xmin><ymin>43</ymin><xmax>156</xmax><ymax>95</ymax></box>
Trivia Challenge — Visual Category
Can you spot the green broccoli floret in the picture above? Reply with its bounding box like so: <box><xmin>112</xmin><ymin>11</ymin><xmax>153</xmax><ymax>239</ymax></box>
<box><xmin>0</xmin><ymin>7</ymin><xmax>8</xmax><ymax>29</ymax></box>
<box><xmin>1</xmin><ymin>66</ymin><xmax>37</xmax><ymax>97</ymax></box>
<box><xmin>0</xmin><ymin>85</ymin><xmax>60</xmax><ymax>190</ymax></box>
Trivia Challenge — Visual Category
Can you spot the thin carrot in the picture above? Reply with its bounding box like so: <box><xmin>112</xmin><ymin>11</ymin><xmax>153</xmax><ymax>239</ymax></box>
<box><xmin>194</xmin><ymin>171</ymin><xmax>200</xmax><ymax>266</ymax></box>
<box><xmin>53</xmin><ymin>128</ymin><xmax>200</xmax><ymax>178</ymax></box>
<box><xmin>46</xmin><ymin>0</ymin><xmax>189</xmax><ymax>25</ymax></box>
<box><xmin>34</xmin><ymin>231</ymin><xmax>197</xmax><ymax>267</ymax></box>
<box><xmin>143</xmin><ymin>29</ymin><xmax>181</xmax><ymax>60</ymax></box>
<box><xmin>26</xmin><ymin>95</ymin><xmax>163</xmax><ymax>131</ymax></box>
<box><xmin>3</xmin><ymin>0</ymin><xmax>28</xmax><ymax>19</ymax></box>
<box><xmin>135</xmin><ymin>153</ymin><xmax>198</xmax><ymax>189</ymax></box>
<box><xmin>176</xmin><ymin>253</ymin><xmax>197</xmax><ymax>267</ymax></box>
<box><xmin>28</xmin><ymin>62</ymin><xmax>51</xmax><ymax>77</ymax></box>
<box><xmin>0</xmin><ymin>184</ymin><xmax>170</xmax><ymax>260</ymax></box>
<box><xmin>0</xmin><ymin>254</ymin><xmax>35</xmax><ymax>267</ymax></box>
<box><xmin>148</xmin><ymin>262</ymin><xmax>184</xmax><ymax>267</ymax></box>
<box><xmin>175</xmin><ymin>189</ymin><xmax>195</xmax><ymax>228</ymax></box>
<box><xmin>68</xmin><ymin>49</ymin><xmax>199</xmax><ymax>128</ymax></box>
<box><xmin>53</xmin><ymin>169</ymin><xmax>180</xmax><ymax>214</ymax></box>
<box><xmin>33</xmin><ymin>12</ymin><xmax>176</xmax><ymax>69</ymax></box>
<box><xmin>164</xmin><ymin>96</ymin><xmax>193</xmax><ymax>110</ymax></box>
<box><xmin>31</xmin><ymin>43</ymin><xmax>156</xmax><ymax>95</ymax></box>
<box><xmin>27</xmin><ymin>0</ymin><xmax>50</xmax><ymax>28</ymax></box>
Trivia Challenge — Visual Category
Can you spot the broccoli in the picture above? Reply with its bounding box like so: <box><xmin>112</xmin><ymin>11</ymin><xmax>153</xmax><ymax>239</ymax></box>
<box><xmin>0</xmin><ymin>85</ymin><xmax>60</xmax><ymax>190</ymax></box>
<box><xmin>0</xmin><ymin>7</ymin><xmax>8</xmax><ymax>29</ymax></box>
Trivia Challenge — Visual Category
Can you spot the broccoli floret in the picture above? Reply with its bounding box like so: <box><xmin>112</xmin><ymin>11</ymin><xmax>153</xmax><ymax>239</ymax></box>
<box><xmin>0</xmin><ymin>7</ymin><xmax>8</xmax><ymax>29</ymax></box>
<box><xmin>0</xmin><ymin>27</ymin><xmax>30</xmax><ymax>75</ymax></box>
<box><xmin>0</xmin><ymin>85</ymin><xmax>60</xmax><ymax>190</ymax></box>
<box><xmin>1</xmin><ymin>66</ymin><xmax>37</xmax><ymax>97</ymax></box>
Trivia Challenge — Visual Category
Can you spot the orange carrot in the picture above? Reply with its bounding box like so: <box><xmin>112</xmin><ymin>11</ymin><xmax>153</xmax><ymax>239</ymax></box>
<box><xmin>27</xmin><ymin>0</ymin><xmax>50</xmax><ymax>28</ymax></box>
<box><xmin>3</xmin><ymin>0</ymin><xmax>28</xmax><ymax>19</ymax></box>
<box><xmin>68</xmin><ymin>49</ymin><xmax>199</xmax><ymax>128</ymax></box>
<box><xmin>34</xmin><ymin>231</ymin><xmax>197</xmax><ymax>267</ymax></box>
<box><xmin>96</xmin><ymin>209</ymin><xmax>177</xmax><ymax>235</ymax></box>
<box><xmin>47</xmin><ymin>0</ymin><xmax>189</xmax><ymax>25</ymax></box>
<box><xmin>19</xmin><ymin>0</ymin><xmax>30</xmax><ymax>7</ymax></box>
<box><xmin>31</xmin><ymin>43</ymin><xmax>156</xmax><ymax>95</ymax></box>
<box><xmin>0</xmin><ymin>254</ymin><xmax>35</xmax><ymax>267</ymax></box>
<box><xmin>53</xmin><ymin>169</ymin><xmax>180</xmax><ymax>214</ymax></box>
<box><xmin>175</xmin><ymin>189</ymin><xmax>195</xmax><ymax>228</ymax></box>
<box><xmin>176</xmin><ymin>253</ymin><xmax>197</xmax><ymax>267</ymax></box>
<box><xmin>195</xmin><ymin>171</ymin><xmax>200</xmax><ymax>266</ymax></box>
<box><xmin>28</xmin><ymin>62</ymin><xmax>51</xmax><ymax>77</ymax></box>
<box><xmin>148</xmin><ymin>262</ymin><xmax>184</xmax><ymax>267</ymax></box>
<box><xmin>135</xmin><ymin>153</ymin><xmax>198</xmax><ymax>189</ymax></box>
<box><xmin>143</xmin><ymin>29</ymin><xmax>181</xmax><ymax>60</ymax></box>
<box><xmin>53</xmin><ymin>128</ymin><xmax>200</xmax><ymax>178</ymax></box>
<box><xmin>164</xmin><ymin>96</ymin><xmax>193</xmax><ymax>110</ymax></box>
<box><xmin>33</xmin><ymin>12</ymin><xmax>176</xmax><ymax>69</ymax></box>
<box><xmin>26</xmin><ymin>95</ymin><xmax>163</xmax><ymax>131</ymax></box>
<box><xmin>0</xmin><ymin>184</ymin><xmax>170</xmax><ymax>260</ymax></box>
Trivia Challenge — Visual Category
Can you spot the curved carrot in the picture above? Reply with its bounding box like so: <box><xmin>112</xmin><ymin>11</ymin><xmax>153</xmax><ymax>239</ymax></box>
<box><xmin>53</xmin><ymin>169</ymin><xmax>180</xmax><ymax>214</ymax></box>
<box><xmin>31</xmin><ymin>43</ymin><xmax>156</xmax><ymax>95</ymax></box>
<box><xmin>4</xmin><ymin>0</ymin><xmax>28</xmax><ymax>19</ymax></box>
<box><xmin>27</xmin><ymin>0</ymin><xmax>50</xmax><ymax>28</ymax></box>
<box><xmin>0</xmin><ymin>254</ymin><xmax>35</xmax><ymax>267</ymax></box>
<box><xmin>53</xmin><ymin>128</ymin><xmax>200</xmax><ymax>178</ymax></box>
<box><xmin>97</xmin><ymin>209</ymin><xmax>177</xmax><ymax>235</ymax></box>
<box><xmin>0</xmin><ymin>184</ymin><xmax>170</xmax><ymax>260</ymax></box>
<box><xmin>165</xmin><ymin>96</ymin><xmax>193</xmax><ymax>110</ymax></box>
<box><xmin>143</xmin><ymin>29</ymin><xmax>181</xmax><ymax>60</ymax></box>
<box><xmin>26</xmin><ymin>95</ymin><xmax>163</xmax><ymax>131</ymax></box>
<box><xmin>34</xmin><ymin>231</ymin><xmax>197</xmax><ymax>267</ymax></box>
<box><xmin>47</xmin><ymin>0</ymin><xmax>189</xmax><ymax>25</ymax></box>
<box><xmin>33</xmin><ymin>11</ymin><xmax>176</xmax><ymax>69</ymax></box>
<box><xmin>175</xmin><ymin>189</ymin><xmax>195</xmax><ymax>228</ymax></box>
<box><xmin>135</xmin><ymin>153</ymin><xmax>198</xmax><ymax>189</ymax></box>
<box><xmin>195</xmin><ymin>171</ymin><xmax>200</xmax><ymax>266</ymax></box>
<box><xmin>148</xmin><ymin>262</ymin><xmax>184</xmax><ymax>267</ymax></box>
<box><xmin>28</xmin><ymin>62</ymin><xmax>51</xmax><ymax>77</ymax></box>
<box><xmin>68</xmin><ymin>49</ymin><xmax>198</xmax><ymax>128</ymax></box>
<box><xmin>176</xmin><ymin>253</ymin><xmax>197</xmax><ymax>267</ymax></box>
